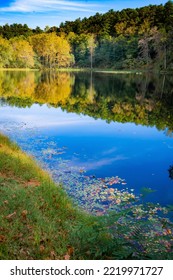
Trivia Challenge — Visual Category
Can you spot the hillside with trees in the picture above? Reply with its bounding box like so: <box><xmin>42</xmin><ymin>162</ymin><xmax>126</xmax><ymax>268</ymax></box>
<box><xmin>0</xmin><ymin>1</ymin><xmax>173</xmax><ymax>70</ymax></box>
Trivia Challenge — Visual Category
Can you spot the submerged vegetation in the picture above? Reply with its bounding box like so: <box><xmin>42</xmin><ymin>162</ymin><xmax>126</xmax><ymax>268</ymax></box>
<box><xmin>0</xmin><ymin>1</ymin><xmax>173</xmax><ymax>70</ymax></box>
<box><xmin>0</xmin><ymin>133</ymin><xmax>173</xmax><ymax>259</ymax></box>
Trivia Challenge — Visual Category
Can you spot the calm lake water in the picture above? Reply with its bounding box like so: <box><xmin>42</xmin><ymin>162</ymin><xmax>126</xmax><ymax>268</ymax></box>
<box><xmin>0</xmin><ymin>71</ymin><xmax>173</xmax><ymax>214</ymax></box>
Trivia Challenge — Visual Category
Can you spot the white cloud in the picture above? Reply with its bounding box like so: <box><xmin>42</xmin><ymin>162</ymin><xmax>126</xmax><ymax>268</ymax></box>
<box><xmin>102</xmin><ymin>147</ymin><xmax>117</xmax><ymax>156</ymax></box>
<box><xmin>0</xmin><ymin>0</ymin><xmax>99</xmax><ymax>13</ymax></box>
<box><xmin>0</xmin><ymin>104</ymin><xmax>96</xmax><ymax>128</ymax></box>
<box><xmin>79</xmin><ymin>156</ymin><xmax>128</xmax><ymax>171</ymax></box>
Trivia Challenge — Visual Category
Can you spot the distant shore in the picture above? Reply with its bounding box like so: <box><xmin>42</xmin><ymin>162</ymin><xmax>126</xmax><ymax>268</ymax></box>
<box><xmin>0</xmin><ymin>67</ymin><xmax>171</xmax><ymax>74</ymax></box>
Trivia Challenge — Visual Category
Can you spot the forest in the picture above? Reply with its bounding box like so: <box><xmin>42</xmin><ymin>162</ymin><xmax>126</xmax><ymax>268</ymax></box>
<box><xmin>0</xmin><ymin>1</ymin><xmax>173</xmax><ymax>70</ymax></box>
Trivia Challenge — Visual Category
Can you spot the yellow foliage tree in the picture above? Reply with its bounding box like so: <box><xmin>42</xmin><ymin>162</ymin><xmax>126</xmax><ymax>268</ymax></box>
<box><xmin>0</xmin><ymin>36</ymin><xmax>12</xmax><ymax>67</ymax></box>
<box><xmin>115</xmin><ymin>22</ymin><xmax>127</xmax><ymax>35</ymax></box>
<box><xmin>10</xmin><ymin>38</ymin><xmax>35</xmax><ymax>68</ymax></box>
<box><xmin>30</xmin><ymin>33</ymin><xmax>73</xmax><ymax>68</ymax></box>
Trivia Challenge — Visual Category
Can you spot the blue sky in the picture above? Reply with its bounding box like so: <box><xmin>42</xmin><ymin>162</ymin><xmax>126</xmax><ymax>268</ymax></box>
<box><xmin>0</xmin><ymin>0</ymin><xmax>169</xmax><ymax>29</ymax></box>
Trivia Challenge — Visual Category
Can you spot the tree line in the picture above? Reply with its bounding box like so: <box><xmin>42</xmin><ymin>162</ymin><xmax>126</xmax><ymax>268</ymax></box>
<box><xmin>0</xmin><ymin>33</ymin><xmax>73</xmax><ymax>68</ymax></box>
<box><xmin>0</xmin><ymin>1</ymin><xmax>173</xmax><ymax>70</ymax></box>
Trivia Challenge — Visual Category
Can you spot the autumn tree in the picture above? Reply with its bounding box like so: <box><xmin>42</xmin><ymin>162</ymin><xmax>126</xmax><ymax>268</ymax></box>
<box><xmin>30</xmin><ymin>33</ymin><xmax>73</xmax><ymax>68</ymax></box>
<box><xmin>0</xmin><ymin>36</ymin><xmax>12</xmax><ymax>67</ymax></box>
<box><xmin>9</xmin><ymin>38</ymin><xmax>35</xmax><ymax>68</ymax></box>
<box><xmin>88</xmin><ymin>34</ymin><xmax>96</xmax><ymax>69</ymax></box>
<box><xmin>55</xmin><ymin>35</ymin><xmax>74</xmax><ymax>67</ymax></box>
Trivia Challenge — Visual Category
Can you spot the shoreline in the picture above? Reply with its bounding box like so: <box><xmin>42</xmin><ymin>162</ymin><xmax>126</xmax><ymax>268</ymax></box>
<box><xmin>0</xmin><ymin>133</ymin><xmax>173</xmax><ymax>260</ymax></box>
<box><xmin>0</xmin><ymin>67</ymin><xmax>172</xmax><ymax>74</ymax></box>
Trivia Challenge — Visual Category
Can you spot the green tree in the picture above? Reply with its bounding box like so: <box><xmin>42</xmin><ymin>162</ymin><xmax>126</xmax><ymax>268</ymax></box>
<box><xmin>164</xmin><ymin>1</ymin><xmax>173</xmax><ymax>31</ymax></box>
<box><xmin>0</xmin><ymin>23</ymin><xmax>33</xmax><ymax>39</ymax></box>
<box><xmin>67</xmin><ymin>33</ymin><xmax>91</xmax><ymax>67</ymax></box>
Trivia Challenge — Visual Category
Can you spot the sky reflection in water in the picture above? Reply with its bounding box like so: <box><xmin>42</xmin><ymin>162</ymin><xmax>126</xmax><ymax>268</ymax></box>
<box><xmin>0</xmin><ymin>103</ymin><xmax>173</xmax><ymax>212</ymax></box>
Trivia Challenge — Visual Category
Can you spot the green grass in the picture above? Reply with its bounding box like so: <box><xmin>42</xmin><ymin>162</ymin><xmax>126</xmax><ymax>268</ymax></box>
<box><xmin>0</xmin><ymin>133</ymin><xmax>173</xmax><ymax>260</ymax></box>
<box><xmin>0</xmin><ymin>133</ymin><xmax>125</xmax><ymax>260</ymax></box>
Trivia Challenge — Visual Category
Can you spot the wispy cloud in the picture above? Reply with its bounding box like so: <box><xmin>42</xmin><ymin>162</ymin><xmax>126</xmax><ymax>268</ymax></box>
<box><xmin>0</xmin><ymin>0</ymin><xmax>99</xmax><ymax>13</ymax></box>
<box><xmin>80</xmin><ymin>156</ymin><xmax>128</xmax><ymax>171</ymax></box>
<box><xmin>102</xmin><ymin>147</ymin><xmax>117</xmax><ymax>156</ymax></box>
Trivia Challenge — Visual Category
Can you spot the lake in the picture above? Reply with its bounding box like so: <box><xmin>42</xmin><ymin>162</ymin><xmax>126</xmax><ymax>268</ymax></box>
<box><xmin>0</xmin><ymin>70</ymin><xmax>173</xmax><ymax>215</ymax></box>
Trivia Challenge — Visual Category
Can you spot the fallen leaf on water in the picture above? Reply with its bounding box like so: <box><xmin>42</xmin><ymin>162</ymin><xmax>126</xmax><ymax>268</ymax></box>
<box><xmin>165</xmin><ymin>229</ymin><xmax>172</xmax><ymax>235</ymax></box>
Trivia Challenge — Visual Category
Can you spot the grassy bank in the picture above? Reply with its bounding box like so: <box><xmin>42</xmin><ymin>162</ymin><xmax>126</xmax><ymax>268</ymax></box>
<box><xmin>0</xmin><ymin>133</ymin><xmax>173</xmax><ymax>260</ymax></box>
<box><xmin>0</xmin><ymin>133</ymin><xmax>118</xmax><ymax>260</ymax></box>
